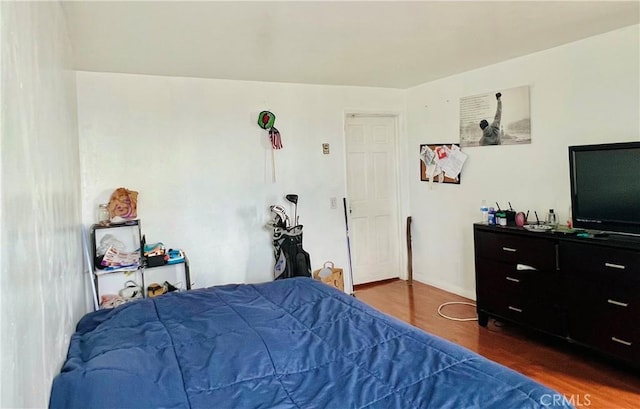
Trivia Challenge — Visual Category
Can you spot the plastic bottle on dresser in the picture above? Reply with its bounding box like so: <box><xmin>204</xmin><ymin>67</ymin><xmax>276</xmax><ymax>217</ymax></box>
<box><xmin>480</xmin><ymin>200</ymin><xmax>489</xmax><ymax>223</ymax></box>
<box><xmin>546</xmin><ymin>209</ymin><xmax>558</xmax><ymax>227</ymax></box>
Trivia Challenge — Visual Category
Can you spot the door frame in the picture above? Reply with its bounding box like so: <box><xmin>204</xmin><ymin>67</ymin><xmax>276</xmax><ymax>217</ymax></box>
<box><xmin>342</xmin><ymin>111</ymin><xmax>409</xmax><ymax>289</ymax></box>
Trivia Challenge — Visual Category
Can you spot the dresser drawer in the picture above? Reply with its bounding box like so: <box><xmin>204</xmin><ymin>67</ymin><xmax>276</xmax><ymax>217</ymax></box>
<box><xmin>477</xmin><ymin>295</ymin><xmax>528</xmax><ymax>324</ymax></box>
<box><xmin>570</xmin><ymin>315</ymin><xmax>639</xmax><ymax>363</ymax></box>
<box><xmin>476</xmin><ymin>259</ymin><xmax>525</xmax><ymax>300</ymax></box>
<box><xmin>474</xmin><ymin>230</ymin><xmax>557</xmax><ymax>271</ymax></box>
<box><xmin>476</xmin><ymin>259</ymin><xmax>564</xmax><ymax>303</ymax></box>
<box><xmin>568</xmin><ymin>277</ymin><xmax>639</xmax><ymax>359</ymax></box>
<box><xmin>477</xmin><ymin>293</ymin><xmax>566</xmax><ymax>336</ymax></box>
<box><xmin>476</xmin><ymin>258</ymin><xmax>566</xmax><ymax>335</ymax></box>
<box><xmin>568</xmin><ymin>278</ymin><xmax>640</xmax><ymax>326</ymax></box>
<box><xmin>560</xmin><ymin>242</ymin><xmax>640</xmax><ymax>282</ymax></box>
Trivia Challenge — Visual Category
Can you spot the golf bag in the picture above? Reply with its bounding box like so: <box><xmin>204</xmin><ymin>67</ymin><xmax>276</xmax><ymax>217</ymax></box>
<box><xmin>268</xmin><ymin>205</ymin><xmax>311</xmax><ymax>280</ymax></box>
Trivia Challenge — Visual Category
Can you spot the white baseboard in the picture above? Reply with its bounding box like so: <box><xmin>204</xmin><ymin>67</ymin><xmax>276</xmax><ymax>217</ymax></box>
<box><xmin>412</xmin><ymin>274</ymin><xmax>476</xmax><ymax>301</ymax></box>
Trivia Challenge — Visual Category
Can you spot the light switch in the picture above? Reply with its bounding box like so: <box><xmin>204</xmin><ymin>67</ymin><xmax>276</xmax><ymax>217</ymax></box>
<box><xmin>322</xmin><ymin>143</ymin><xmax>330</xmax><ymax>154</ymax></box>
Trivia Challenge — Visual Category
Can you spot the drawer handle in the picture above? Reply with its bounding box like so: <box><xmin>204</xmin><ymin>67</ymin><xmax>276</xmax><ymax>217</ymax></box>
<box><xmin>605</xmin><ymin>262</ymin><xmax>626</xmax><ymax>270</ymax></box>
<box><xmin>506</xmin><ymin>276</ymin><xmax>520</xmax><ymax>283</ymax></box>
<box><xmin>508</xmin><ymin>306</ymin><xmax>523</xmax><ymax>313</ymax></box>
<box><xmin>611</xmin><ymin>337</ymin><xmax>632</xmax><ymax>347</ymax></box>
<box><xmin>502</xmin><ymin>247</ymin><xmax>517</xmax><ymax>252</ymax></box>
<box><xmin>607</xmin><ymin>299</ymin><xmax>628</xmax><ymax>307</ymax></box>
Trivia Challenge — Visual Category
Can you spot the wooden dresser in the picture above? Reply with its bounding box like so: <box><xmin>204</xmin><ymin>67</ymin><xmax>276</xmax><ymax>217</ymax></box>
<box><xmin>473</xmin><ymin>223</ymin><xmax>640</xmax><ymax>367</ymax></box>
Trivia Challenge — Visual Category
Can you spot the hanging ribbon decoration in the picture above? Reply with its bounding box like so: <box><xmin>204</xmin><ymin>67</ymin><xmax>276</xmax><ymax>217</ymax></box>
<box><xmin>258</xmin><ymin>111</ymin><xmax>282</xmax><ymax>182</ymax></box>
<box><xmin>258</xmin><ymin>111</ymin><xmax>282</xmax><ymax>150</ymax></box>
<box><xmin>269</xmin><ymin>127</ymin><xmax>282</xmax><ymax>149</ymax></box>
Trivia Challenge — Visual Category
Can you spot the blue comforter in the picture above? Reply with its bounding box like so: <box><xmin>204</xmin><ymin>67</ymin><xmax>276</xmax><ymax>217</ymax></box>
<box><xmin>50</xmin><ymin>278</ymin><xmax>573</xmax><ymax>408</ymax></box>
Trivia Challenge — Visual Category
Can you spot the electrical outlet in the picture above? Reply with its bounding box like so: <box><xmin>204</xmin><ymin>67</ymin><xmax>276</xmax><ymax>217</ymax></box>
<box><xmin>330</xmin><ymin>197</ymin><xmax>337</xmax><ymax>209</ymax></box>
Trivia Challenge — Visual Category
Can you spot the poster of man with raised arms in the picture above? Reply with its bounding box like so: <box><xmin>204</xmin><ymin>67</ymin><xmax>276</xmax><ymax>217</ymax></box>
<box><xmin>459</xmin><ymin>85</ymin><xmax>531</xmax><ymax>147</ymax></box>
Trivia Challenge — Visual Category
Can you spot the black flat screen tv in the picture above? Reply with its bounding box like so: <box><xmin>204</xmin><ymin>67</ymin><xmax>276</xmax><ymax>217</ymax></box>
<box><xmin>569</xmin><ymin>141</ymin><xmax>640</xmax><ymax>235</ymax></box>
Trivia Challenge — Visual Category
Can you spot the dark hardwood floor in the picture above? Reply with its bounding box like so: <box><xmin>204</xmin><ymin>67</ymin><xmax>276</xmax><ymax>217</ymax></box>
<box><xmin>354</xmin><ymin>279</ymin><xmax>640</xmax><ymax>409</ymax></box>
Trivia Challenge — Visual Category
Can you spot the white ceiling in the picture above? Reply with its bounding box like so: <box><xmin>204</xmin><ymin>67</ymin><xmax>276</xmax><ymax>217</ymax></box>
<box><xmin>62</xmin><ymin>1</ymin><xmax>640</xmax><ymax>89</ymax></box>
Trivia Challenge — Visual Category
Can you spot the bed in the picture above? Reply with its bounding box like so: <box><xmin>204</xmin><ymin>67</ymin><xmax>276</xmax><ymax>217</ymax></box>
<box><xmin>50</xmin><ymin>277</ymin><xmax>573</xmax><ymax>408</ymax></box>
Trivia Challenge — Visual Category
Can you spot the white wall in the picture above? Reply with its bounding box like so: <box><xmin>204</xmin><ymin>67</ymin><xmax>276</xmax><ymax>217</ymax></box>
<box><xmin>405</xmin><ymin>25</ymin><xmax>640</xmax><ymax>298</ymax></box>
<box><xmin>76</xmin><ymin>73</ymin><xmax>405</xmax><ymax>291</ymax></box>
<box><xmin>0</xmin><ymin>2</ymin><xmax>86</xmax><ymax>408</ymax></box>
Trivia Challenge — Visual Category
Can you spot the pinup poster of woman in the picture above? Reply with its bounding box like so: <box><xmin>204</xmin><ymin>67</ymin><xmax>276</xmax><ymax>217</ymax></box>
<box><xmin>459</xmin><ymin>85</ymin><xmax>531</xmax><ymax>147</ymax></box>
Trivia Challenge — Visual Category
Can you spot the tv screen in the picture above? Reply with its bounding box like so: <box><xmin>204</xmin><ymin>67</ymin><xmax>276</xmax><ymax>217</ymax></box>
<box><xmin>569</xmin><ymin>142</ymin><xmax>640</xmax><ymax>235</ymax></box>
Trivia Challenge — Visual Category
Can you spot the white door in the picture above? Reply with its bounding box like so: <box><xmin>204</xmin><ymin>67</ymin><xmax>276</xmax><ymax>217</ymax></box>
<box><xmin>345</xmin><ymin>115</ymin><xmax>400</xmax><ymax>285</ymax></box>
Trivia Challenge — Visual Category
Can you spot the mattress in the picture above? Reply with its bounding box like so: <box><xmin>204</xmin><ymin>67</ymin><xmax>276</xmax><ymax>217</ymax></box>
<box><xmin>50</xmin><ymin>277</ymin><xmax>573</xmax><ymax>408</ymax></box>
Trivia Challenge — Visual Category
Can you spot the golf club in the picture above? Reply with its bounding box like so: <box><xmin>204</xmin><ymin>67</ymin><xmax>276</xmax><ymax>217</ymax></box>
<box><xmin>270</xmin><ymin>205</ymin><xmax>290</xmax><ymax>228</ymax></box>
<box><xmin>285</xmin><ymin>194</ymin><xmax>299</xmax><ymax>226</ymax></box>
